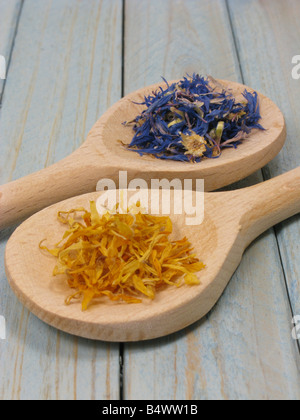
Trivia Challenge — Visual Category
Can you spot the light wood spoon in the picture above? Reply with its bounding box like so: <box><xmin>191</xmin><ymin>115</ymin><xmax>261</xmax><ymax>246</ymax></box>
<box><xmin>0</xmin><ymin>79</ymin><xmax>286</xmax><ymax>229</ymax></box>
<box><xmin>5</xmin><ymin>167</ymin><xmax>300</xmax><ymax>342</ymax></box>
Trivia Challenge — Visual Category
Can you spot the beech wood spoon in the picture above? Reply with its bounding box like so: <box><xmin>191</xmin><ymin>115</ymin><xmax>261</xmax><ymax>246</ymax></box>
<box><xmin>5</xmin><ymin>167</ymin><xmax>300</xmax><ymax>342</ymax></box>
<box><xmin>0</xmin><ymin>79</ymin><xmax>286</xmax><ymax>230</ymax></box>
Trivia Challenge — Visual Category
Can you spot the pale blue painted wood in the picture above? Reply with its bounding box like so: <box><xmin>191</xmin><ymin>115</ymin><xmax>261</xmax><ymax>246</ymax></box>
<box><xmin>1</xmin><ymin>0</ymin><xmax>299</xmax><ymax>401</ymax></box>
<box><xmin>124</xmin><ymin>0</ymin><xmax>242</xmax><ymax>92</ymax></box>
<box><xmin>126</xmin><ymin>241</ymin><xmax>300</xmax><ymax>400</ymax></box>
<box><xmin>227</xmin><ymin>0</ymin><xmax>300</xmax><ymax>340</ymax></box>
<box><xmin>123</xmin><ymin>0</ymin><xmax>300</xmax><ymax>400</ymax></box>
<box><xmin>0</xmin><ymin>0</ymin><xmax>122</xmax><ymax>400</ymax></box>
<box><xmin>0</xmin><ymin>0</ymin><xmax>23</xmax><ymax>99</ymax></box>
<box><xmin>0</xmin><ymin>0</ymin><xmax>123</xmax><ymax>184</ymax></box>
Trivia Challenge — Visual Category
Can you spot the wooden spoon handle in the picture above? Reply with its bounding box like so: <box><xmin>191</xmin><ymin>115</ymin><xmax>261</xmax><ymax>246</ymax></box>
<box><xmin>239</xmin><ymin>167</ymin><xmax>300</xmax><ymax>246</ymax></box>
<box><xmin>0</xmin><ymin>150</ymin><xmax>103</xmax><ymax>230</ymax></box>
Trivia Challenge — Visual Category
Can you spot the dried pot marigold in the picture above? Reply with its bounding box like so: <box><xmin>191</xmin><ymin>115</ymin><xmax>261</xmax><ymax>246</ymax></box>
<box><xmin>39</xmin><ymin>201</ymin><xmax>205</xmax><ymax>311</ymax></box>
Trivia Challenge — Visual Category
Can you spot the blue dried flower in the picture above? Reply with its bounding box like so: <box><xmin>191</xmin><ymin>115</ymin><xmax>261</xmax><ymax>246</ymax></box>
<box><xmin>124</xmin><ymin>74</ymin><xmax>264</xmax><ymax>162</ymax></box>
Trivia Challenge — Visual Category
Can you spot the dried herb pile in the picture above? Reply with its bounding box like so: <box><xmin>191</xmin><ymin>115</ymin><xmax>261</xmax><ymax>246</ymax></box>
<box><xmin>124</xmin><ymin>74</ymin><xmax>264</xmax><ymax>162</ymax></box>
<box><xmin>40</xmin><ymin>202</ymin><xmax>205</xmax><ymax>310</ymax></box>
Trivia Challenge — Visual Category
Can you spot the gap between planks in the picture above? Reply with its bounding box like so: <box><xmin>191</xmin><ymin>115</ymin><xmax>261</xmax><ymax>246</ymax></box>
<box><xmin>226</xmin><ymin>0</ymin><xmax>300</xmax><ymax>358</ymax></box>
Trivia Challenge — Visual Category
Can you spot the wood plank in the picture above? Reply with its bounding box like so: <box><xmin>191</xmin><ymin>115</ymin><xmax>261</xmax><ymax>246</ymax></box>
<box><xmin>124</xmin><ymin>0</ymin><xmax>241</xmax><ymax>92</ymax></box>
<box><xmin>0</xmin><ymin>0</ymin><xmax>123</xmax><ymax>183</ymax></box>
<box><xmin>0</xmin><ymin>0</ymin><xmax>23</xmax><ymax>99</ymax></box>
<box><xmin>125</xmin><ymin>230</ymin><xmax>300</xmax><ymax>400</ymax></box>
<box><xmin>0</xmin><ymin>0</ymin><xmax>122</xmax><ymax>400</ymax></box>
<box><xmin>123</xmin><ymin>0</ymin><xmax>300</xmax><ymax>400</ymax></box>
<box><xmin>227</xmin><ymin>0</ymin><xmax>300</xmax><ymax>337</ymax></box>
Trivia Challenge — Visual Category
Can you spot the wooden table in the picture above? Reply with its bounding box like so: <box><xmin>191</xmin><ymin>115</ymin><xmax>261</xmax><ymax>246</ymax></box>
<box><xmin>0</xmin><ymin>0</ymin><xmax>299</xmax><ymax>400</ymax></box>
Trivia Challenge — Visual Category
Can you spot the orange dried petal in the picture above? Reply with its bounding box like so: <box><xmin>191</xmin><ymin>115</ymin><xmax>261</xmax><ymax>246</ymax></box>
<box><xmin>40</xmin><ymin>201</ymin><xmax>205</xmax><ymax>310</ymax></box>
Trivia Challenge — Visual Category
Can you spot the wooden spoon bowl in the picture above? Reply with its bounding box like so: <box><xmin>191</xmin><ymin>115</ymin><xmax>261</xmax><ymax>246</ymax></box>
<box><xmin>0</xmin><ymin>79</ymin><xmax>286</xmax><ymax>229</ymax></box>
<box><xmin>5</xmin><ymin>167</ymin><xmax>300</xmax><ymax>342</ymax></box>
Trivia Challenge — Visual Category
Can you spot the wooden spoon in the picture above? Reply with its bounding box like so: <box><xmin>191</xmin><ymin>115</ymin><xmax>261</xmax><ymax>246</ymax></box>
<box><xmin>0</xmin><ymin>79</ymin><xmax>286</xmax><ymax>229</ymax></box>
<box><xmin>5</xmin><ymin>167</ymin><xmax>300</xmax><ymax>342</ymax></box>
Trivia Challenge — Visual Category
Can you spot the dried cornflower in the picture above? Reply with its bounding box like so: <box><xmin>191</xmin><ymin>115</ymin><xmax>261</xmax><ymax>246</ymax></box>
<box><xmin>124</xmin><ymin>74</ymin><xmax>264</xmax><ymax>162</ymax></box>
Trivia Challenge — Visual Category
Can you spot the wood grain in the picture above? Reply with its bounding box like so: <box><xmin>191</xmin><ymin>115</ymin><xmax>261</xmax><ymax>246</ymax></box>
<box><xmin>4</xmin><ymin>168</ymin><xmax>300</xmax><ymax>342</ymax></box>
<box><xmin>227</xmin><ymin>0</ymin><xmax>300</xmax><ymax>337</ymax></box>
<box><xmin>0</xmin><ymin>0</ymin><xmax>23</xmax><ymax>100</ymax></box>
<box><xmin>123</xmin><ymin>0</ymin><xmax>300</xmax><ymax>400</ymax></box>
<box><xmin>0</xmin><ymin>0</ymin><xmax>299</xmax><ymax>401</ymax></box>
<box><xmin>0</xmin><ymin>0</ymin><xmax>122</xmax><ymax>400</ymax></box>
<box><xmin>0</xmin><ymin>78</ymin><xmax>286</xmax><ymax>229</ymax></box>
